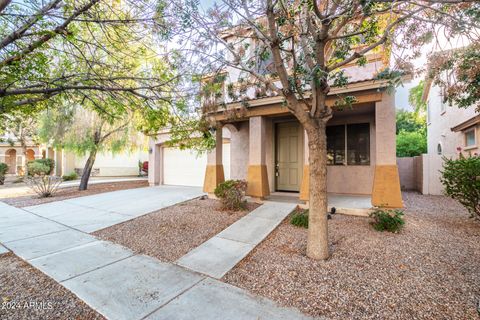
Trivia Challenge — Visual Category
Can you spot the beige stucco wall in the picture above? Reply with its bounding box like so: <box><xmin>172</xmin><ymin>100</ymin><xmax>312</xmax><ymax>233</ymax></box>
<box><xmin>0</xmin><ymin>145</ymin><xmax>41</xmax><ymax>175</ymax></box>
<box><xmin>73</xmin><ymin>149</ymin><xmax>148</xmax><ymax>177</ymax></box>
<box><xmin>421</xmin><ymin>84</ymin><xmax>479</xmax><ymax>195</ymax></box>
<box><xmin>427</xmin><ymin>84</ymin><xmax>479</xmax><ymax>156</ymax></box>
<box><xmin>228</xmin><ymin>107</ymin><xmax>378</xmax><ymax>195</ymax></box>
<box><xmin>414</xmin><ymin>155</ymin><xmax>423</xmax><ymax>192</ymax></box>
<box><xmin>420</xmin><ymin>153</ymin><xmax>452</xmax><ymax>195</ymax></box>
<box><xmin>229</xmin><ymin>122</ymin><xmax>250</xmax><ymax>181</ymax></box>
<box><xmin>397</xmin><ymin>157</ymin><xmax>416</xmax><ymax>190</ymax></box>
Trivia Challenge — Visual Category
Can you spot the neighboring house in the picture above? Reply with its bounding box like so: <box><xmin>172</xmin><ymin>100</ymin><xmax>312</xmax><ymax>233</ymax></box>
<box><xmin>38</xmin><ymin>145</ymin><xmax>149</xmax><ymax>178</ymax></box>
<box><xmin>0</xmin><ymin>134</ymin><xmax>41</xmax><ymax>175</ymax></box>
<box><xmin>0</xmin><ymin>137</ymin><xmax>148</xmax><ymax>178</ymax></box>
<box><xmin>419</xmin><ymin>77</ymin><xmax>479</xmax><ymax>195</ymax></box>
<box><xmin>149</xmin><ymin>54</ymin><xmax>402</xmax><ymax>208</ymax></box>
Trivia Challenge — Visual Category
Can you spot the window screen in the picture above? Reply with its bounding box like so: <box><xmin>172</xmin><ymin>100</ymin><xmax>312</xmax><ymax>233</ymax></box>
<box><xmin>327</xmin><ymin>125</ymin><xmax>345</xmax><ymax>165</ymax></box>
<box><xmin>347</xmin><ymin>123</ymin><xmax>370</xmax><ymax>165</ymax></box>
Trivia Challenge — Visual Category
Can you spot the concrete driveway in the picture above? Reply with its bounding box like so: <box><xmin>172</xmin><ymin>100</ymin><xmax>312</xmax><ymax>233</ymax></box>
<box><xmin>23</xmin><ymin>185</ymin><xmax>204</xmax><ymax>232</ymax></box>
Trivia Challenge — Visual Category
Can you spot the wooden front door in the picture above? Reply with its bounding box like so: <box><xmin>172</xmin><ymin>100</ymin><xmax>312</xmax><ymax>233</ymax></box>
<box><xmin>275</xmin><ymin>122</ymin><xmax>302</xmax><ymax>192</ymax></box>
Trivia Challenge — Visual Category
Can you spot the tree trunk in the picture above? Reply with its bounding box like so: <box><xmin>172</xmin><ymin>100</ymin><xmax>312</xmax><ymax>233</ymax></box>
<box><xmin>79</xmin><ymin>149</ymin><xmax>97</xmax><ymax>191</ymax></box>
<box><xmin>305</xmin><ymin>121</ymin><xmax>330</xmax><ymax>260</ymax></box>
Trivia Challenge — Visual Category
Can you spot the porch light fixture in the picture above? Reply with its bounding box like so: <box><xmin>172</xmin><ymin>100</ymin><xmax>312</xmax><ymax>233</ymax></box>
<box><xmin>148</xmin><ymin>147</ymin><xmax>153</xmax><ymax>154</ymax></box>
<box><xmin>208</xmin><ymin>127</ymin><xmax>217</xmax><ymax>135</ymax></box>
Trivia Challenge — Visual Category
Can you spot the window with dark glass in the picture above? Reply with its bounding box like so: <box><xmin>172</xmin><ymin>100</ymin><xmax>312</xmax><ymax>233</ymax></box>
<box><xmin>327</xmin><ymin>125</ymin><xmax>345</xmax><ymax>165</ymax></box>
<box><xmin>327</xmin><ymin>123</ymin><xmax>370</xmax><ymax>166</ymax></box>
<box><xmin>347</xmin><ymin>123</ymin><xmax>370</xmax><ymax>165</ymax></box>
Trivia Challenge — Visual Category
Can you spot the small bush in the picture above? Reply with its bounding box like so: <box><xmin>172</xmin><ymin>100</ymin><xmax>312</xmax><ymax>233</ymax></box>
<box><xmin>370</xmin><ymin>209</ymin><xmax>405</xmax><ymax>232</ymax></box>
<box><xmin>25</xmin><ymin>176</ymin><xmax>62</xmax><ymax>198</ymax></box>
<box><xmin>441</xmin><ymin>154</ymin><xmax>480</xmax><ymax>219</ymax></box>
<box><xmin>214</xmin><ymin>179</ymin><xmax>247</xmax><ymax>211</ymax></box>
<box><xmin>62</xmin><ymin>172</ymin><xmax>78</xmax><ymax>181</ymax></box>
<box><xmin>290</xmin><ymin>209</ymin><xmax>309</xmax><ymax>228</ymax></box>
<box><xmin>0</xmin><ymin>163</ymin><xmax>8</xmax><ymax>185</ymax></box>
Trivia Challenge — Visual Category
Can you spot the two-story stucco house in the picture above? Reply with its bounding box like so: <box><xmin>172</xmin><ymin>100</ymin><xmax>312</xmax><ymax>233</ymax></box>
<box><xmin>420</xmin><ymin>75</ymin><xmax>479</xmax><ymax>195</ymax></box>
<box><xmin>149</xmin><ymin>46</ymin><xmax>403</xmax><ymax>211</ymax></box>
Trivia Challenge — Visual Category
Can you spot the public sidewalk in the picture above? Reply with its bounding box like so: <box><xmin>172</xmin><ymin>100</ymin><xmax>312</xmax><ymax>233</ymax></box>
<box><xmin>0</xmin><ymin>199</ymin><xmax>313</xmax><ymax>320</ymax></box>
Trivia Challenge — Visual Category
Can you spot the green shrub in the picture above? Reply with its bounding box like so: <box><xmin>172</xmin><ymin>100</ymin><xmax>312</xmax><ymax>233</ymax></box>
<box><xmin>214</xmin><ymin>179</ymin><xmax>247</xmax><ymax>211</ymax></box>
<box><xmin>27</xmin><ymin>159</ymin><xmax>55</xmax><ymax>176</ymax></box>
<box><xmin>369</xmin><ymin>209</ymin><xmax>405</xmax><ymax>232</ymax></box>
<box><xmin>0</xmin><ymin>163</ymin><xmax>8</xmax><ymax>185</ymax></box>
<box><xmin>27</xmin><ymin>162</ymin><xmax>51</xmax><ymax>177</ymax></box>
<box><xmin>62</xmin><ymin>172</ymin><xmax>78</xmax><ymax>181</ymax></box>
<box><xmin>290</xmin><ymin>209</ymin><xmax>309</xmax><ymax>228</ymax></box>
<box><xmin>396</xmin><ymin>130</ymin><xmax>427</xmax><ymax>157</ymax></box>
<box><xmin>441</xmin><ymin>154</ymin><xmax>480</xmax><ymax>219</ymax></box>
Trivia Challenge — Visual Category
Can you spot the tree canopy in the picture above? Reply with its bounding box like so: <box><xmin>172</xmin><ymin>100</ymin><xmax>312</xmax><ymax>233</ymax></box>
<box><xmin>0</xmin><ymin>0</ymin><xmax>177</xmax><ymax>117</ymax></box>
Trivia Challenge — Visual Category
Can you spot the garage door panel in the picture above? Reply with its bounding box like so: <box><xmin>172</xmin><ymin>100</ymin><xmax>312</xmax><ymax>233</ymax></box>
<box><xmin>163</xmin><ymin>143</ymin><xmax>230</xmax><ymax>187</ymax></box>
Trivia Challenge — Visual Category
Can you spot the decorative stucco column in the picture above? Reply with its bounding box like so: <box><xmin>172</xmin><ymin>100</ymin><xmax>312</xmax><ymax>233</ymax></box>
<box><xmin>247</xmin><ymin>116</ymin><xmax>270</xmax><ymax>199</ymax></box>
<box><xmin>299</xmin><ymin>129</ymin><xmax>309</xmax><ymax>201</ymax></box>
<box><xmin>203</xmin><ymin>125</ymin><xmax>225</xmax><ymax>195</ymax></box>
<box><xmin>372</xmin><ymin>92</ymin><xmax>403</xmax><ymax>208</ymax></box>
<box><xmin>54</xmin><ymin>149</ymin><xmax>63</xmax><ymax>176</ymax></box>
<box><xmin>148</xmin><ymin>141</ymin><xmax>162</xmax><ymax>186</ymax></box>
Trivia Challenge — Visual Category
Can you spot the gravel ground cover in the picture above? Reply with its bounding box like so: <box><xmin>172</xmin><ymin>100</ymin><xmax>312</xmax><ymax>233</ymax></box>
<box><xmin>223</xmin><ymin>192</ymin><xmax>480</xmax><ymax>320</ymax></box>
<box><xmin>0</xmin><ymin>252</ymin><xmax>104</xmax><ymax>320</ymax></box>
<box><xmin>94</xmin><ymin>198</ymin><xmax>260</xmax><ymax>262</ymax></box>
<box><xmin>1</xmin><ymin>180</ymin><xmax>148</xmax><ymax>207</ymax></box>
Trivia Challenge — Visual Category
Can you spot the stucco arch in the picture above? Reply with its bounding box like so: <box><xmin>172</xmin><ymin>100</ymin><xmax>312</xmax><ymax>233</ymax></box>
<box><xmin>26</xmin><ymin>149</ymin><xmax>35</xmax><ymax>162</ymax></box>
<box><xmin>5</xmin><ymin>149</ymin><xmax>16</xmax><ymax>174</ymax></box>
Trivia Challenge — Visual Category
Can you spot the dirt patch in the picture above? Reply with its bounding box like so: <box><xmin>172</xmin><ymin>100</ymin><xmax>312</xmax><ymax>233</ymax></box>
<box><xmin>94</xmin><ymin>198</ymin><xmax>260</xmax><ymax>262</ymax></box>
<box><xmin>1</xmin><ymin>180</ymin><xmax>148</xmax><ymax>207</ymax></box>
<box><xmin>0</xmin><ymin>252</ymin><xmax>104</xmax><ymax>320</ymax></box>
<box><xmin>223</xmin><ymin>192</ymin><xmax>480</xmax><ymax>320</ymax></box>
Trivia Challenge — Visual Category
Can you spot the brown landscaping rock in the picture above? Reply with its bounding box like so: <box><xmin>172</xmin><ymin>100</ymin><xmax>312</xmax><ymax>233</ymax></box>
<box><xmin>0</xmin><ymin>253</ymin><xmax>104</xmax><ymax>320</ymax></box>
<box><xmin>2</xmin><ymin>180</ymin><xmax>148</xmax><ymax>208</ymax></box>
<box><xmin>223</xmin><ymin>192</ymin><xmax>480</xmax><ymax>320</ymax></box>
<box><xmin>93</xmin><ymin>199</ymin><xmax>260</xmax><ymax>262</ymax></box>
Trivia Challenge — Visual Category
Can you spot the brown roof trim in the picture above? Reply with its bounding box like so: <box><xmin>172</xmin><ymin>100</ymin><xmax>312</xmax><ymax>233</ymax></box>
<box><xmin>451</xmin><ymin>115</ymin><xmax>480</xmax><ymax>132</ymax></box>
<box><xmin>220</xmin><ymin>79</ymin><xmax>391</xmax><ymax>110</ymax></box>
<box><xmin>421</xmin><ymin>77</ymin><xmax>433</xmax><ymax>103</ymax></box>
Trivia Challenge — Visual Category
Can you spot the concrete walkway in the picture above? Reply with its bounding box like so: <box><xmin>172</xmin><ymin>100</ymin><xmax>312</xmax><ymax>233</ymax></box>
<box><xmin>23</xmin><ymin>185</ymin><xmax>204</xmax><ymax>232</ymax></box>
<box><xmin>0</xmin><ymin>177</ymin><xmax>148</xmax><ymax>199</ymax></box>
<box><xmin>0</xmin><ymin>201</ymin><xmax>313</xmax><ymax>320</ymax></box>
<box><xmin>177</xmin><ymin>202</ymin><xmax>297</xmax><ymax>278</ymax></box>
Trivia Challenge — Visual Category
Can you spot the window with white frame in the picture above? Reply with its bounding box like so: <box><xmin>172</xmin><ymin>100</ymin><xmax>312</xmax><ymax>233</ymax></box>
<box><xmin>465</xmin><ymin>128</ymin><xmax>476</xmax><ymax>147</ymax></box>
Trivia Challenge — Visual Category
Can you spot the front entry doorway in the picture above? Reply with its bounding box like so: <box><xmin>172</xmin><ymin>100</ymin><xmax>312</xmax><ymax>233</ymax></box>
<box><xmin>275</xmin><ymin>121</ymin><xmax>303</xmax><ymax>192</ymax></box>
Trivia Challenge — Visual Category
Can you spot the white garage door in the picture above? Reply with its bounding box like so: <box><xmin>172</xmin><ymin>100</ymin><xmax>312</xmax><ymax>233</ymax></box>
<box><xmin>163</xmin><ymin>143</ymin><xmax>230</xmax><ymax>187</ymax></box>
